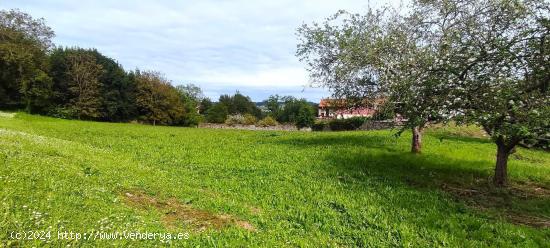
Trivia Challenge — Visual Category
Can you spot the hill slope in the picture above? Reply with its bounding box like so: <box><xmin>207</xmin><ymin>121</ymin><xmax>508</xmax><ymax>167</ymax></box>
<box><xmin>1</xmin><ymin>113</ymin><xmax>549</xmax><ymax>247</ymax></box>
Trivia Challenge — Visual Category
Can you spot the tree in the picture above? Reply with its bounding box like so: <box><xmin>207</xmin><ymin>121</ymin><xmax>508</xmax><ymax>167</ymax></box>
<box><xmin>0</xmin><ymin>9</ymin><xmax>54</xmax><ymax>112</ymax></box>
<box><xmin>216</xmin><ymin>92</ymin><xmax>261</xmax><ymax>117</ymax></box>
<box><xmin>440</xmin><ymin>0</ymin><xmax>550</xmax><ymax>186</ymax></box>
<box><xmin>91</xmin><ymin>49</ymin><xmax>136</xmax><ymax>122</ymax></box>
<box><xmin>295</xmin><ymin>104</ymin><xmax>316</xmax><ymax>129</ymax></box>
<box><xmin>66</xmin><ymin>51</ymin><xmax>104</xmax><ymax>119</ymax></box>
<box><xmin>298</xmin><ymin>0</ymin><xmax>549</xmax><ymax>186</ymax></box>
<box><xmin>48</xmin><ymin>47</ymin><xmax>139</xmax><ymax>121</ymax></box>
<box><xmin>135</xmin><ymin>70</ymin><xmax>185</xmax><ymax>126</ymax></box>
<box><xmin>176</xmin><ymin>83</ymin><xmax>204</xmax><ymax>102</ymax></box>
<box><xmin>199</xmin><ymin>98</ymin><xmax>213</xmax><ymax>115</ymax></box>
<box><xmin>297</xmin><ymin>7</ymin><xmax>452</xmax><ymax>153</ymax></box>
<box><xmin>20</xmin><ymin>70</ymin><xmax>53</xmax><ymax>113</ymax></box>
<box><xmin>205</xmin><ymin>103</ymin><xmax>228</xmax><ymax>123</ymax></box>
<box><xmin>274</xmin><ymin>96</ymin><xmax>316</xmax><ymax>128</ymax></box>
<box><xmin>175</xmin><ymin>84</ymin><xmax>203</xmax><ymax>126</ymax></box>
<box><xmin>265</xmin><ymin>94</ymin><xmax>282</xmax><ymax>117</ymax></box>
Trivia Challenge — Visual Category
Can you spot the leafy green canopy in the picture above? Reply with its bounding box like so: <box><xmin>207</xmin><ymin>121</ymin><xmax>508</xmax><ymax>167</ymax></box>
<box><xmin>0</xmin><ymin>9</ymin><xmax>54</xmax><ymax>112</ymax></box>
<box><xmin>263</xmin><ymin>95</ymin><xmax>316</xmax><ymax>128</ymax></box>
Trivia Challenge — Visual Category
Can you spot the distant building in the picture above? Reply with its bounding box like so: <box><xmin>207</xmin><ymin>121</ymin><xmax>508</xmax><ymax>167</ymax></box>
<box><xmin>318</xmin><ymin>98</ymin><xmax>381</xmax><ymax>119</ymax></box>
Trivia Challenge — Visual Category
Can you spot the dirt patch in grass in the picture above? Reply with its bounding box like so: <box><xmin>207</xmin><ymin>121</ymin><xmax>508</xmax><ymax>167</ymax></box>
<box><xmin>249</xmin><ymin>206</ymin><xmax>262</xmax><ymax>215</ymax></box>
<box><xmin>122</xmin><ymin>190</ymin><xmax>255</xmax><ymax>232</ymax></box>
<box><xmin>440</xmin><ymin>181</ymin><xmax>550</xmax><ymax>228</ymax></box>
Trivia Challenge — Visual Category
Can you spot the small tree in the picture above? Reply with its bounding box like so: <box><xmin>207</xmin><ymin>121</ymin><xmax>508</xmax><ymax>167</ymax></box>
<box><xmin>176</xmin><ymin>84</ymin><xmax>204</xmax><ymax>126</ymax></box>
<box><xmin>295</xmin><ymin>105</ymin><xmax>315</xmax><ymax>129</ymax></box>
<box><xmin>265</xmin><ymin>94</ymin><xmax>282</xmax><ymax>117</ymax></box>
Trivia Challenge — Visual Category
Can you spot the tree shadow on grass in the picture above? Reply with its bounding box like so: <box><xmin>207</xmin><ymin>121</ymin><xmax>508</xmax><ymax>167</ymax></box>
<box><xmin>428</xmin><ymin>132</ymin><xmax>493</xmax><ymax>145</ymax></box>
<box><xmin>275</xmin><ymin>134</ymin><xmax>550</xmax><ymax>229</ymax></box>
<box><xmin>273</xmin><ymin>132</ymin><xmax>404</xmax><ymax>152</ymax></box>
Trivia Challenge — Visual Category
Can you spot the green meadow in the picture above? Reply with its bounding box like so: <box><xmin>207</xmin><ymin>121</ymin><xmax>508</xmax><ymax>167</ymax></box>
<box><xmin>1</xmin><ymin>113</ymin><xmax>549</xmax><ymax>247</ymax></box>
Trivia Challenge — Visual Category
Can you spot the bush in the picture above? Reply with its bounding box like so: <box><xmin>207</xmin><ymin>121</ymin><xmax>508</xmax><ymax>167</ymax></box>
<box><xmin>48</xmin><ymin>106</ymin><xmax>77</xmax><ymax>119</ymax></box>
<box><xmin>295</xmin><ymin>106</ymin><xmax>315</xmax><ymax>128</ymax></box>
<box><xmin>225</xmin><ymin>114</ymin><xmax>245</xmax><ymax>126</ymax></box>
<box><xmin>257</xmin><ymin>116</ymin><xmax>278</xmax><ymax>127</ymax></box>
<box><xmin>243</xmin><ymin>114</ymin><xmax>257</xmax><ymax>125</ymax></box>
<box><xmin>205</xmin><ymin>103</ymin><xmax>228</xmax><ymax>123</ymax></box>
<box><xmin>311</xmin><ymin>121</ymin><xmax>328</xmax><ymax>131</ymax></box>
<box><xmin>328</xmin><ymin>117</ymin><xmax>368</xmax><ymax>131</ymax></box>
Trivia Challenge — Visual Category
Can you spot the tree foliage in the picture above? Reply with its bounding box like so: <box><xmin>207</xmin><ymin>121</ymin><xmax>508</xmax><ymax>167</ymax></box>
<box><xmin>0</xmin><ymin>9</ymin><xmax>204</xmax><ymax>127</ymax></box>
<box><xmin>297</xmin><ymin>0</ymin><xmax>549</xmax><ymax>185</ymax></box>
<box><xmin>263</xmin><ymin>95</ymin><xmax>316</xmax><ymax>128</ymax></box>
<box><xmin>134</xmin><ymin>71</ymin><xmax>185</xmax><ymax>126</ymax></box>
<box><xmin>205</xmin><ymin>103</ymin><xmax>229</xmax><ymax>123</ymax></box>
<box><xmin>66</xmin><ymin>51</ymin><xmax>104</xmax><ymax>119</ymax></box>
<box><xmin>0</xmin><ymin>9</ymin><xmax>54</xmax><ymax>111</ymax></box>
<box><xmin>437</xmin><ymin>0</ymin><xmax>549</xmax><ymax>185</ymax></box>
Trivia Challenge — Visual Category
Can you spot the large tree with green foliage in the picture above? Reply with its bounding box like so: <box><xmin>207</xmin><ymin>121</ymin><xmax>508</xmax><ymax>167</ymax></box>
<box><xmin>297</xmin><ymin>7</ymin><xmax>452</xmax><ymax>153</ymax></box>
<box><xmin>92</xmin><ymin>49</ymin><xmax>136</xmax><ymax>122</ymax></box>
<box><xmin>48</xmin><ymin>47</ymin><xmax>138</xmax><ymax>121</ymax></box>
<box><xmin>66</xmin><ymin>51</ymin><xmax>104</xmax><ymax>120</ymax></box>
<box><xmin>438</xmin><ymin>0</ymin><xmax>550</xmax><ymax>186</ymax></box>
<box><xmin>135</xmin><ymin>70</ymin><xmax>186</xmax><ymax>126</ymax></box>
<box><xmin>0</xmin><ymin>9</ymin><xmax>54</xmax><ymax>112</ymax></box>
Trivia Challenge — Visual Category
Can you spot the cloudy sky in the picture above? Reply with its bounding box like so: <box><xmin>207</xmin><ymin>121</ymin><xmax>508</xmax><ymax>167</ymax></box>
<box><xmin>1</xmin><ymin>0</ymin><xmax>405</xmax><ymax>102</ymax></box>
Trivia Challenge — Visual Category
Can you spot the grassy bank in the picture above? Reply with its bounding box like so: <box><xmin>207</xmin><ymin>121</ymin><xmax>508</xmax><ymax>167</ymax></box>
<box><xmin>1</xmin><ymin>113</ymin><xmax>549</xmax><ymax>247</ymax></box>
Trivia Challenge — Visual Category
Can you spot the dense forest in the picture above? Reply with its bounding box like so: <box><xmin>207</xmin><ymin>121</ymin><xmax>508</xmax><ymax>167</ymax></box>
<box><xmin>0</xmin><ymin>9</ymin><xmax>316</xmax><ymax>127</ymax></box>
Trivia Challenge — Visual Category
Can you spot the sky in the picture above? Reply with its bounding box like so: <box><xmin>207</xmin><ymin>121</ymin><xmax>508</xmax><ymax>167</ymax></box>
<box><xmin>1</xmin><ymin>0</ymin><xmax>406</xmax><ymax>102</ymax></box>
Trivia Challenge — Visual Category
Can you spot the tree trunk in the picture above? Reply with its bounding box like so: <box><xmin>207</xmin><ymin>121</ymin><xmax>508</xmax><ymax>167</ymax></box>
<box><xmin>494</xmin><ymin>142</ymin><xmax>511</xmax><ymax>187</ymax></box>
<box><xmin>411</xmin><ymin>126</ymin><xmax>422</xmax><ymax>154</ymax></box>
<box><xmin>25</xmin><ymin>98</ymin><xmax>32</xmax><ymax>114</ymax></box>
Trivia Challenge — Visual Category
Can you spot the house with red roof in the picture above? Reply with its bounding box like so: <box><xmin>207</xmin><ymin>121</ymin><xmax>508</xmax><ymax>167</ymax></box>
<box><xmin>318</xmin><ymin>98</ymin><xmax>382</xmax><ymax>119</ymax></box>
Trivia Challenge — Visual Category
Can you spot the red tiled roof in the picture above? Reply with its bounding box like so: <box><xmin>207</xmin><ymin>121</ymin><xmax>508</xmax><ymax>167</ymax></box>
<box><xmin>319</xmin><ymin>98</ymin><xmax>384</xmax><ymax>109</ymax></box>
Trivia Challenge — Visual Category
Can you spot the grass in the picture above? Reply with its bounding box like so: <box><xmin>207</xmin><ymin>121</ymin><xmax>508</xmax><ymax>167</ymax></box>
<box><xmin>0</xmin><ymin>112</ymin><xmax>549</xmax><ymax>247</ymax></box>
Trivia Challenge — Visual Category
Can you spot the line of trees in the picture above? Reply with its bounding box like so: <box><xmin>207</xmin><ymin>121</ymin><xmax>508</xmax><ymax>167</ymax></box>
<box><xmin>263</xmin><ymin>95</ymin><xmax>316</xmax><ymax>128</ymax></box>
<box><xmin>1</xmin><ymin>9</ymin><xmax>319</xmax><ymax>128</ymax></box>
<box><xmin>1</xmin><ymin>9</ymin><xmax>204</xmax><ymax>126</ymax></box>
<box><xmin>201</xmin><ymin>93</ymin><xmax>317</xmax><ymax>128</ymax></box>
<box><xmin>297</xmin><ymin>0</ymin><xmax>549</xmax><ymax>186</ymax></box>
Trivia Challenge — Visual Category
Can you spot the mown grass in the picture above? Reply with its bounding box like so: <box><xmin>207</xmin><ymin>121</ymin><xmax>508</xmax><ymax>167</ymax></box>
<box><xmin>0</xmin><ymin>112</ymin><xmax>549</xmax><ymax>247</ymax></box>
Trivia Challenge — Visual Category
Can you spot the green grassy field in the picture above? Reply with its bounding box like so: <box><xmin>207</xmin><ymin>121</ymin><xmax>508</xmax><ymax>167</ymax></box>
<box><xmin>1</xmin><ymin>113</ymin><xmax>549</xmax><ymax>247</ymax></box>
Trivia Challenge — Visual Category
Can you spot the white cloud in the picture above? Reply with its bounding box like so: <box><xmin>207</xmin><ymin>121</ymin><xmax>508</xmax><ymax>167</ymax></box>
<box><xmin>1</xmin><ymin>0</ymin><xmax>407</xmax><ymax>101</ymax></box>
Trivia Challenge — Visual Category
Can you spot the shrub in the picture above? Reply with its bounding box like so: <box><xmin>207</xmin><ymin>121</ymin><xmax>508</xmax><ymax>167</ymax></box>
<box><xmin>311</xmin><ymin>121</ymin><xmax>328</xmax><ymax>131</ymax></box>
<box><xmin>347</xmin><ymin>117</ymin><xmax>369</xmax><ymax>128</ymax></box>
<box><xmin>205</xmin><ymin>103</ymin><xmax>228</xmax><ymax>123</ymax></box>
<box><xmin>295</xmin><ymin>106</ymin><xmax>315</xmax><ymax>128</ymax></box>
<box><xmin>243</xmin><ymin>114</ymin><xmax>257</xmax><ymax>125</ymax></box>
<box><xmin>328</xmin><ymin>117</ymin><xmax>368</xmax><ymax>131</ymax></box>
<box><xmin>225</xmin><ymin>114</ymin><xmax>245</xmax><ymax>126</ymax></box>
<box><xmin>257</xmin><ymin>116</ymin><xmax>278</xmax><ymax>127</ymax></box>
<box><xmin>48</xmin><ymin>106</ymin><xmax>77</xmax><ymax>119</ymax></box>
